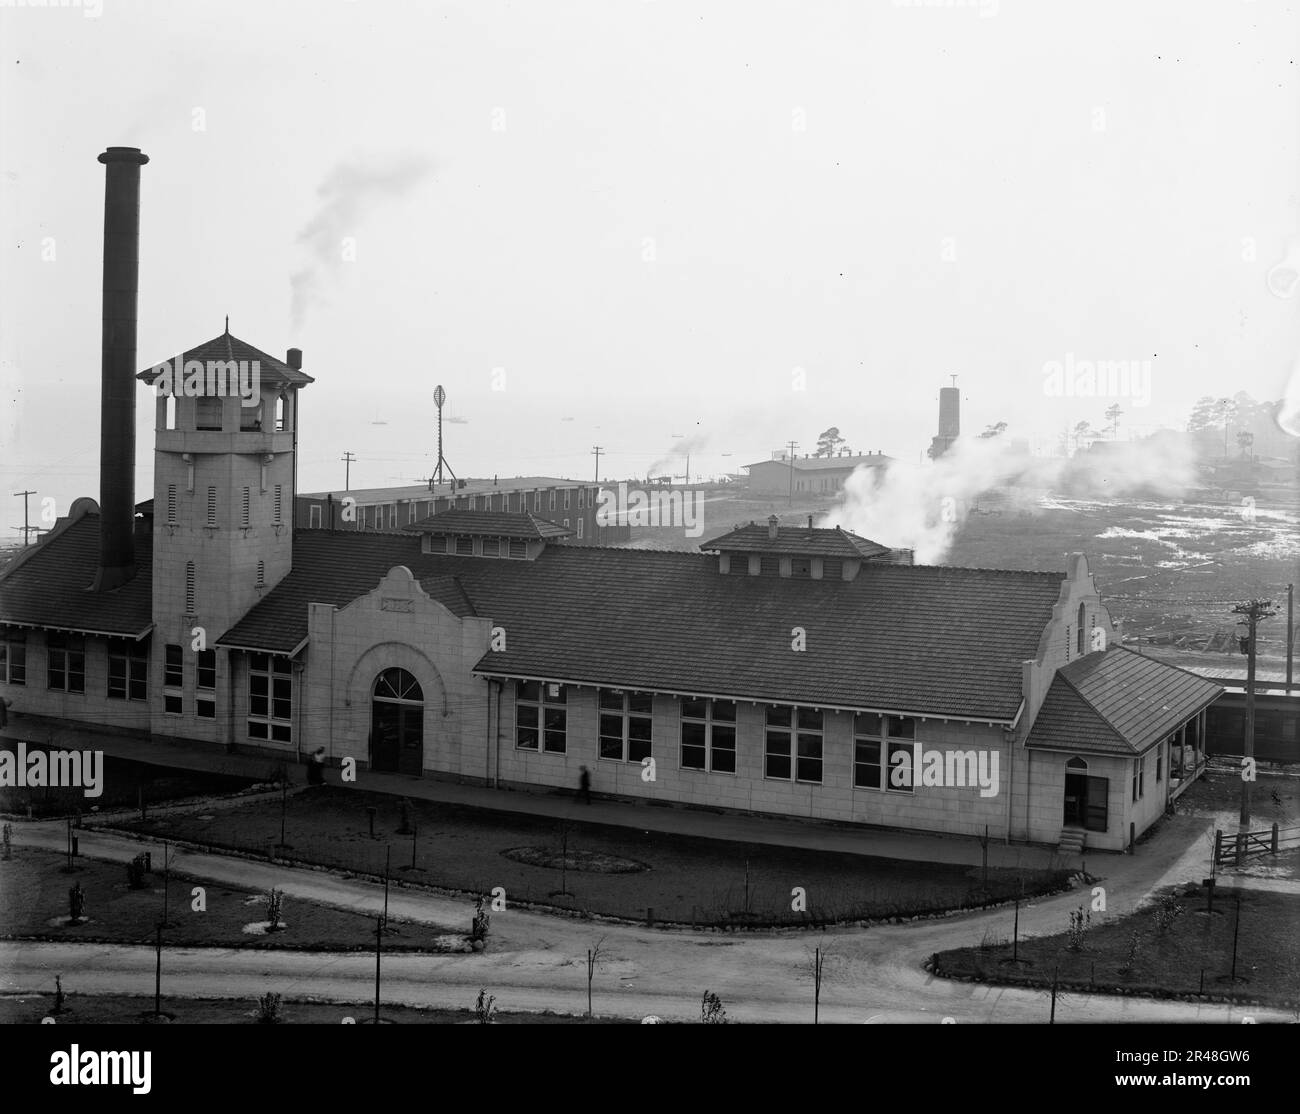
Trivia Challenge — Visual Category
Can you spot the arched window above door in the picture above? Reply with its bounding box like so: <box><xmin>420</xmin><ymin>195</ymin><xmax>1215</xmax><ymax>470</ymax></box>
<box><xmin>374</xmin><ymin>668</ymin><xmax>422</xmax><ymax>703</ymax></box>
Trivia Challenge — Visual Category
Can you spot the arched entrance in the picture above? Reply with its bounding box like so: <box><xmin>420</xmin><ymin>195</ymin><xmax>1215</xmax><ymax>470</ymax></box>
<box><xmin>371</xmin><ymin>668</ymin><xmax>424</xmax><ymax>776</ymax></box>
<box><xmin>1063</xmin><ymin>756</ymin><xmax>1109</xmax><ymax>833</ymax></box>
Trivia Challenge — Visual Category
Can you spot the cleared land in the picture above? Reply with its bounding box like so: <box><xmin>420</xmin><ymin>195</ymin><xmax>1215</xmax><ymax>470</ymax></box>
<box><xmin>104</xmin><ymin>785</ymin><xmax>1070</xmax><ymax>926</ymax></box>
<box><xmin>0</xmin><ymin>848</ymin><xmax>466</xmax><ymax>951</ymax></box>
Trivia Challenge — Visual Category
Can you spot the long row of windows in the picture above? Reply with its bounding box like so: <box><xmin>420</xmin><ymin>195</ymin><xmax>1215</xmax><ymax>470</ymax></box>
<box><xmin>1</xmin><ymin>632</ymin><xmax>289</xmax><ymax>739</ymax></box>
<box><xmin>514</xmin><ymin>684</ymin><xmax>920</xmax><ymax>790</ymax></box>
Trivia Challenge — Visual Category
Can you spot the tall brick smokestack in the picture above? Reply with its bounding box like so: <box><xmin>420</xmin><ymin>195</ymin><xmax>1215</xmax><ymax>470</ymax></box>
<box><xmin>91</xmin><ymin>147</ymin><xmax>148</xmax><ymax>592</ymax></box>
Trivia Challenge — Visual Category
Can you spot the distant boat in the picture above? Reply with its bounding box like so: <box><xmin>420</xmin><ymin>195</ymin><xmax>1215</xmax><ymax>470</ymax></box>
<box><xmin>561</xmin><ymin>416</ymin><xmax>574</xmax><ymax>422</ymax></box>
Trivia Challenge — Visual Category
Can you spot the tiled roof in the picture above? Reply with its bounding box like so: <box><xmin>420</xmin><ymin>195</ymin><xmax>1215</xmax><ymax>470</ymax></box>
<box><xmin>403</xmin><ymin>510</ymin><xmax>573</xmax><ymax>539</ymax></box>
<box><xmin>218</xmin><ymin>533</ymin><xmax>477</xmax><ymax>651</ymax></box>
<box><xmin>1026</xmin><ymin>648</ymin><xmax>1223</xmax><ymax>756</ymax></box>
<box><xmin>745</xmin><ymin>454</ymin><xmax>894</xmax><ymax>472</ymax></box>
<box><xmin>136</xmin><ymin>332</ymin><xmax>314</xmax><ymax>388</ymax></box>
<box><xmin>701</xmin><ymin>523</ymin><xmax>890</xmax><ymax>559</ymax></box>
<box><xmin>0</xmin><ymin>513</ymin><xmax>152</xmax><ymax>637</ymax></box>
<box><xmin>219</xmin><ymin>535</ymin><xmax>1062</xmax><ymax>719</ymax></box>
<box><xmin>1</xmin><ymin>517</ymin><xmax>1069</xmax><ymax>721</ymax></box>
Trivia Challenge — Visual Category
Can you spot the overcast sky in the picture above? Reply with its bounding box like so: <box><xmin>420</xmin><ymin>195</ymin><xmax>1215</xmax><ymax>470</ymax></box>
<box><xmin>2</xmin><ymin>0</ymin><xmax>1297</xmax><ymax>536</ymax></box>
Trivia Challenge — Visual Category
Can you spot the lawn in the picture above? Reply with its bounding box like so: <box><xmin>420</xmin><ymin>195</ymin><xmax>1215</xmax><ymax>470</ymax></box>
<box><xmin>0</xmin><ymin>992</ymin><xmax>617</xmax><ymax>1025</ymax></box>
<box><xmin>0</xmin><ymin>848</ymin><xmax>468</xmax><ymax>952</ymax></box>
<box><xmin>0</xmin><ymin>743</ymin><xmax>259</xmax><ymax>819</ymax></box>
<box><xmin>102</xmin><ymin>785</ymin><xmax>1071</xmax><ymax>926</ymax></box>
<box><xmin>932</xmin><ymin>884</ymin><xmax>1300</xmax><ymax>1010</ymax></box>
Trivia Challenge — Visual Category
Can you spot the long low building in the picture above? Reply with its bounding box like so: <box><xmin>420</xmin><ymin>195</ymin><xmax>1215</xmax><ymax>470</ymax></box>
<box><xmin>0</xmin><ymin>326</ymin><xmax>1222</xmax><ymax>853</ymax></box>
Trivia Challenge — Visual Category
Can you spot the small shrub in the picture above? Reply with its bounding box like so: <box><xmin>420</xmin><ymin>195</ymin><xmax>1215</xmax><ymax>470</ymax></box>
<box><xmin>53</xmin><ymin>975</ymin><xmax>65</xmax><ymax>1014</ymax></box>
<box><xmin>1120</xmin><ymin>930</ymin><xmax>1142</xmax><ymax>975</ymax></box>
<box><xmin>701</xmin><ymin>989</ymin><xmax>727</xmax><ymax>1024</ymax></box>
<box><xmin>474</xmin><ymin>988</ymin><xmax>497</xmax><ymax>1024</ymax></box>
<box><xmin>256</xmin><ymin>992</ymin><xmax>283</xmax><ymax>1024</ymax></box>
<box><xmin>397</xmin><ymin>799</ymin><xmax>413</xmax><ymax>836</ymax></box>
<box><xmin>126</xmin><ymin>853</ymin><xmax>149</xmax><ymax>890</ymax></box>
<box><xmin>1066</xmin><ymin>905</ymin><xmax>1090</xmax><ymax>952</ymax></box>
<box><xmin>2</xmin><ymin>821</ymin><xmax>12</xmax><ymax>860</ymax></box>
<box><xmin>266</xmin><ymin>888</ymin><xmax>284</xmax><ymax>930</ymax></box>
<box><xmin>1152</xmin><ymin>892</ymin><xmax>1185</xmax><ymax>935</ymax></box>
<box><xmin>67</xmin><ymin>883</ymin><xmax>86</xmax><ymax>925</ymax></box>
<box><xmin>471</xmin><ymin>896</ymin><xmax>490</xmax><ymax>942</ymax></box>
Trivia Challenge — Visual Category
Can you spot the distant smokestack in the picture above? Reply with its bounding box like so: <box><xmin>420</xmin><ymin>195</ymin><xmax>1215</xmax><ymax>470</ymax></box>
<box><xmin>938</xmin><ymin>386</ymin><xmax>960</xmax><ymax>439</ymax></box>
<box><xmin>91</xmin><ymin>147</ymin><xmax>149</xmax><ymax>593</ymax></box>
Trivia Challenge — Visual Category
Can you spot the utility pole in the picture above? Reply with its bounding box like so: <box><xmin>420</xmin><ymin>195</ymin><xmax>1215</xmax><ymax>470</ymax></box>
<box><xmin>591</xmin><ymin>446</ymin><xmax>603</xmax><ymax>484</ymax></box>
<box><xmin>12</xmin><ymin>490</ymin><xmax>36</xmax><ymax>546</ymax></box>
<box><xmin>1287</xmin><ymin>583</ymin><xmax>1294</xmax><ymax>689</ymax></box>
<box><xmin>786</xmin><ymin>441</ymin><xmax>798</xmax><ymax>505</ymax></box>
<box><xmin>341</xmin><ymin>452</ymin><xmax>357</xmax><ymax>491</ymax></box>
<box><xmin>1232</xmin><ymin>598</ymin><xmax>1277</xmax><ymax>827</ymax></box>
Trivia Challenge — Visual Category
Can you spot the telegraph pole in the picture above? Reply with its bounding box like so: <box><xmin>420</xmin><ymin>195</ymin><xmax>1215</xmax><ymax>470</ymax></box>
<box><xmin>12</xmin><ymin>490</ymin><xmax>36</xmax><ymax>546</ymax></box>
<box><xmin>1287</xmin><ymin>583</ymin><xmax>1294</xmax><ymax>689</ymax></box>
<box><xmin>341</xmin><ymin>452</ymin><xmax>357</xmax><ymax>491</ymax></box>
<box><xmin>1232</xmin><ymin>598</ymin><xmax>1277</xmax><ymax>826</ymax></box>
<box><xmin>591</xmin><ymin>446</ymin><xmax>603</xmax><ymax>484</ymax></box>
<box><xmin>786</xmin><ymin>441</ymin><xmax>798</xmax><ymax>505</ymax></box>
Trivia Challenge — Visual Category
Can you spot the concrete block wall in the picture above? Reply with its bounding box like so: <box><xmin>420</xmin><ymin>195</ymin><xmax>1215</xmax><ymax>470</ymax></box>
<box><xmin>489</xmin><ymin>684</ymin><xmax>1011</xmax><ymax>837</ymax></box>
<box><xmin>303</xmin><ymin>566</ymin><xmax>493</xmax><ymax>776</ymax></box>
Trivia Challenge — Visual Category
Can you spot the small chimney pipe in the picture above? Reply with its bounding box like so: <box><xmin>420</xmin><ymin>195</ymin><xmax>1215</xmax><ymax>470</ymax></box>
<box><xmin>92</xmin><ymin>146</ymin><xmax>149</xmax><ymax>593</ymax></box>
<box><xmin>286</xmin><ymin>347</ymin><xmax>302</xmax><ymax>370</ymax></box>
<box><xmin>767</xmin><ymin>514</ymin><xmax>779</xmax><ymax>540</ymax></box>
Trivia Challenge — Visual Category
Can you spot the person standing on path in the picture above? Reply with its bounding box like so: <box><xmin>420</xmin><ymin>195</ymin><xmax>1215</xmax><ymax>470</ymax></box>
<box><xmin>579</xmin><ymin>765</ymin><xmax>591</xmax><ymax>805</ymax></box>
<box><xmin>308</xmin><ymin>746</ymin><xmax>326</xmax><ymax>785</ymax></box>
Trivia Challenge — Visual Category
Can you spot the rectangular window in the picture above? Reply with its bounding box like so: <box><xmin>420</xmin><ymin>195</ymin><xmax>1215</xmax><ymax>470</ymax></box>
<box><xmin>563</xmin><ymin>519</ymin><xmax>570</xmax><ymax>529</ymax></box>
<box><xmin>274</xmin><ymin>485</ymin><xmax>283</xmax><ymax>524</ymax></box>
<box><xmin>680</xmin><ymin>697</ymin><xmax>736</xmax><ymax>773</ymax></box>
<box><xmin>481</xmin><ymin>537</ymin><xmax>500</xmax><ymax>557</ymax></box>
<box><xmin>206</xmin><ymin>486</ymin><xmax>217</xmax><ymax>526</ymax></box>
<box><xmin>1156</xmin><ymin>747</ymin><xmax>1163</xmax><ymax>783</ymax></box>
<box><xmin>167</xmin><ymin>484</ymin><xmax>177</xmax><ymax>523</ymax></box>
<box><xmin>46</xmin><ymin>633</ymin><xmax>86</xmax><ymax>694</ymax></box>
<box><xmin>0</xmin><ymin>631</ymin><xmax>26</xmax><ymax>685</ymax></box>
<box><xmin>549</xmin><ymin>490</ymin><xmax>557</xmax><ymax>511</ymax></box>
<box><xmin>455</xmin><ymin>535</ymin><xmax>474</xmax><ymax>556</ymax></box>
<box><xmin>241</xmin><ymin>487</ymin><xmax>251</xmax><ymax>527</ymax></box>
<box><xmin>855</xmin><ymin>714</ymin><xmax>916</xmax><ymax>791</ymax></box>
<box><xmin>408</xmin><ymin>502</ymin><xmax>417</xmax><ymax>524</ymax></box>
<box><xmin>196</xmin><ymin>396</ymin><xmax>222</xmax><ymax>430</ymax></box>
<box><xmin>107</xmin><ymin>640</ymin><xmax>148</xmax><ymax>701</ymax></box>
<box><xmin>469</xmin><ymin>496</ymin><xmax>478</xmax><ymax>511</ymax></box>
<box><xmin>389</xmin><ymin>504</ymin><xmax>398</xmax><ymax>529</ymax></box>
<box><xmin>764</xmin><ymin>705</ymin><xmax>792</xmax><ymax>780</ymax></box>
<box><xmin>599</xmin><ymin>689</ymin><xmax>653</xmax><ymax>763</ymax></box>
<box><xmin>256</xmin><ymin>559</ymin><xmax>266</xmax><ymax>586</ymax></box>
<box><xmin>764</xmin><ymin>706</ymin><xmax>824</xmax><ymax>782</ymax></box>
<box><xmin>508</xmin><ymin>538</ymin><xmax>527</xmax><ymax>559</ymax></box>
<box><xmin>196</xmin><ymin>648</ymin><xmax>216</xmax><ymax>719</ymax></box>
<box><xmin>577</xmin><ymin>487</ymin><xmax>585</xmax><ymax>509</ymax></box>
<box><xmin>427</xmin><ymin>535</ymin><xmax>448</xmax><ymax>554</ymax></box>
<box><xmin>795</xmin><ymin>706</ymin><xmax>823</xmax><ymax>783</ymax></box>
<box><xmin>309</xmin><ymin>504</ymin><xmax>321</xmax><ymax>528</ymax></box>
<box><xmin>577</xmin><ymin>519</ymin><xmax>584</xmax><ymax>539</ymax></box>
<box><xmin>515</xmin><ymin>681</ymin><xmax>567</xmax><ymax>753</ymax></box>
<box><xmin>164</xmin><ymin>643</ymin><xmax>183</xmax><ymax>714</ymax></box>
<box><xmin>534</xmin><ymin>491</ymin><xmax>542</xmax><ymax>513</ymax></box>
<box><xmin>564</xmin><ymin>489</ymin><xmax>571</xmax><ymax>510</ymax></box>
<box><xmin>185</xmin><ymin>562</ymin><xmax>196</xmax><ymax>612</ymax></box>
<box><xmin>248</xmin><ymin>654</ymin><xmax>293</xmax><ymax>744</ymax></box>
